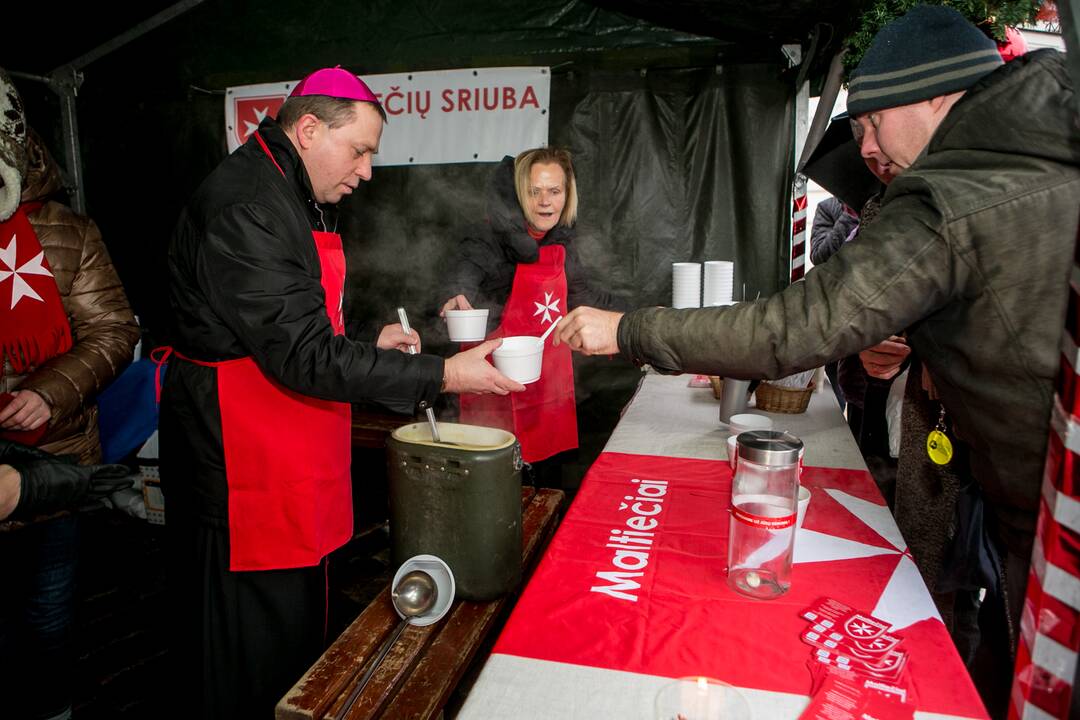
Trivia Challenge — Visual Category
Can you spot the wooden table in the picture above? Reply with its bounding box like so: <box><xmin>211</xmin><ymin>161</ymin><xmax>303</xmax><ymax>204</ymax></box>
<box><xmin>276</xmin><ymin>487</ymin><xmax>564</xmax><ymax>720</ymax></box>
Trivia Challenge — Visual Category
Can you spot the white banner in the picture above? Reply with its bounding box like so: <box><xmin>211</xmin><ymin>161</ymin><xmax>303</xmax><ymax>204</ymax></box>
<box><xmin>224</xmin><ymin>67</ymin><xmax>550</xmax><ymax>165</ymax></box>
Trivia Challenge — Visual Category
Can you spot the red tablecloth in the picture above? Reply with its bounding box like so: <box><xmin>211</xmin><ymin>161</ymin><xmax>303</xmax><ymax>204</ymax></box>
<box><xmin>494</xmin><ymin>452</ymin><xmax>987</xmax><ymax>718</ymax></box>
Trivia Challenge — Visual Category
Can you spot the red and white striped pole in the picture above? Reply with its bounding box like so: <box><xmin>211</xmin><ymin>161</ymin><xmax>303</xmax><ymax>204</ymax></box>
<box><xmin>791</xmin><ymin>176</ymin><xmax>808</xmax><ymax>283</ymax></box>
<box><xmin>784</xmin><ymin>40</ymin><xmax>809</xmax><ymax>286</ymax></box>
<box><xmin>1009</xmin><ymin>210</ymin><xmax>1080</xmax><ymax>719</ymax></box>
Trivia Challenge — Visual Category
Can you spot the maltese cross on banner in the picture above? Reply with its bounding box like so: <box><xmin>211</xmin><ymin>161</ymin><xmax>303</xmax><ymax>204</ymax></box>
<box><xmin>232</xmin><ymin>95</ymin><xmax>286</xmax><ymax>148</ymax></box>
<box><xmin>533</xmin><ymin>291</ymin><xmax>561</xmax><ymax>325</ymax></box>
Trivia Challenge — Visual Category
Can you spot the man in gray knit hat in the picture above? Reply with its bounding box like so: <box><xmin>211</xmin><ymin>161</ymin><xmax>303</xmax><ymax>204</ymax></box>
<box><xmin>847</xmin><ymin>5</ymin><xmax>1004</xmax><ymax>178</ymax></box>
<box><xmin>556</xmin><ymin>4</ymin><xmax>1079</xmax><ymax>703</ymax></box>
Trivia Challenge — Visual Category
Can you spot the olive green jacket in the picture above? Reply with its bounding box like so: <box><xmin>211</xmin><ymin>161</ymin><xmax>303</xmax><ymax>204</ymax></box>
<box><xmin>619</xmin><ymin>50</ymin><xmax>1080</xmax><ymax>547</ymax></box>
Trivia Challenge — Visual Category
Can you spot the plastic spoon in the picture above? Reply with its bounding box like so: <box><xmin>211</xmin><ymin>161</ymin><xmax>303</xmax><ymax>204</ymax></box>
<box><xmin>335</xmin><ymin>570</ymin><xmax>438</xmax><ymax>719</ymax></box>
<box><xmin>396</xmin><ymin>307</ymin><xmax>442</xmax><ymax>443</ymax></box>
<box><xmin>538</xmin><ymin>315</ymin><xmax>562</xmax><ymax>345</ymax></box>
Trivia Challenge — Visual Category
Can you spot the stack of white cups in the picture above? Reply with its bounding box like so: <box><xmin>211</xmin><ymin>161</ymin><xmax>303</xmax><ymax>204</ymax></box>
<box><xmin>672</xmin><ymin>262</ymin><xmax>701</xmax><ymax>308</ymax></box>
<box><xmin>703</xmin><ymin>261</ymin><xmax>735</xmax><ymax>306</ymax></box>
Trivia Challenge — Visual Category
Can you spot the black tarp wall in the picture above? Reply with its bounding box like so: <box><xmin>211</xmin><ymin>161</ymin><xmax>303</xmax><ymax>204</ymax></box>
<box><xmin>6</xmin><ymin>1</ymin><xmax>797</xmax><ymax>484</ymax></box>
<box><xmin>343</xmin><ymin>62</ymin><xmax>794</xmax><ymax>354</ymax></box>
<box><xmin>8</xmin><ymin>0</ymin><xmax>796</xmax><ymax>345</ymax></box>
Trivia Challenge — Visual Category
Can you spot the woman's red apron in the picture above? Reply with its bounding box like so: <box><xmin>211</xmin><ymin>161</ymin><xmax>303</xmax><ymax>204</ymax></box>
<box><xmin>172</xmin><ymin>132</ymin><xmax>352</xmax><ymax>571</ymax></box>
<box><xmin>460</xmin><ymin>244</ymin><xmax>577</xmax><ymax>463</ymax></box>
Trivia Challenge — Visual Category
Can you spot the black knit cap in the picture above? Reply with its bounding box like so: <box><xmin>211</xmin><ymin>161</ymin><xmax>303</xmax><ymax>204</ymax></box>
<box><xmin>847</xmin><ymin>5</ymin><xmax>1002</xmax><ymax>117</ymax></box>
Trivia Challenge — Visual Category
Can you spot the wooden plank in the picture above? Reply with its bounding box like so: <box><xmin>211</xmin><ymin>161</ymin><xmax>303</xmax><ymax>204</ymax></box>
<box><xmin>277</xmin><ymin>587</ymin><xmax>398</xmax><ymax>720</ymax></box>
<box><xmin>375</xmin><ymin>489</ymin><xmax>563</xmax><ymax>719</ymax></box>
<box><xmin>333</xmin><ymin>623</ymin><xmax>437</xmax><ymax>720</ymax></box>
<box><xmin>277</xmin><ymin>486</ymin><xmax>547</xmax><ymax>720</ymax></box>
<box><xmin>338</xmin><ymin>489</ymin><xmax>548</xmax><ymax>719</ymax></box>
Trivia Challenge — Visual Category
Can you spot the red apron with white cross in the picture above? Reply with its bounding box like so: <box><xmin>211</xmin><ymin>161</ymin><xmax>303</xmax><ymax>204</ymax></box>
<box><xmin>191</xmin><ymin>132</ymin><xmax>352</xmax><ymax>571</ymax></box>
<box><xmin>460</xmin><ymin>244</ymin><xmax>577</xmax><ymax>463</ymax></box>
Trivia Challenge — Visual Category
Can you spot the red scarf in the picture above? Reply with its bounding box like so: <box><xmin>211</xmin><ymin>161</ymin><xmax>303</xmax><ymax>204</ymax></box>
<box><xmin>0</xmin><ymin>203</ymin><xmax>73</xmax><ymax>378</ymax></box>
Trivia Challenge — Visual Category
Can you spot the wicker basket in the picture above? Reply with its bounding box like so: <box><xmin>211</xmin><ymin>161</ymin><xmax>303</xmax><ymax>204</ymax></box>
<box><xmin>754</xmin><ymin>381</ymin><xmax>813</xmax><ymax>414</ymax></box>
<box><xmin>708</xmin><ymin>376</ymin><xmax>724</xmax><ymax>400</ymax></box>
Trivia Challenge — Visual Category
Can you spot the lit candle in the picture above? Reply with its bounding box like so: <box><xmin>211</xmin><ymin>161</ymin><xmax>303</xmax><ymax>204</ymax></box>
<box><xmin>695</xmin><ymin>676</ymin><xmax>708</xmax><ymax>718</ymax></box>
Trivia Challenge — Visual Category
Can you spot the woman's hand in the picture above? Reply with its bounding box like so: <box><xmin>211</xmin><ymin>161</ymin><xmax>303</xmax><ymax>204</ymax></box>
<box><xmin>0</xmin><ymin>390</ymin><xmax>52</xmax><ymax>431</ymax></box>
<box><xmin>440</xmin><ymin>295</ymin><xmax>474</xmax><ymax>316</ymax></box>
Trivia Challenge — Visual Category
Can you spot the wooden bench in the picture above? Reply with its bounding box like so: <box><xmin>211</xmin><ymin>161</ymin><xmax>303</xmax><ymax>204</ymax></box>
<box><xmin>276</xmin><ymin>487</ymin><xmax>564</xmax><ymax>720</ymax></box>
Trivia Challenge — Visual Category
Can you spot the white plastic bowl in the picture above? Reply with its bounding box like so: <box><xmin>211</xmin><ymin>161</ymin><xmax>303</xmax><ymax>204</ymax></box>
<box><xmin>728</xmin><ymin>413</ymin><xmax>774</xmax><ymax>434</ymax></box>
<box><xmin>726</xmin><ymin>414</ymin><xmax>774</xmax><ymax>469</ymax></box>
<box><xmin>493</xmin><ymin>335</ymin><xmax>543</xmax><ymax>384</ymax></box>
<box><xmin>393</xmin><ymin>554</ymin><xmax>455</xmax><ymax>626</ymax></box>
<box><xmin>445</xmin><ymin>309</ymin><xmax>489</xmax><ymax>342</ymax></box>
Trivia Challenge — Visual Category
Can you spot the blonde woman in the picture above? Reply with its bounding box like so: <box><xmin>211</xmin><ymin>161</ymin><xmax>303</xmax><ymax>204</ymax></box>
<box><xmin>441</xmin><ymin>148</ymin><xmax>627</xmax><ymax>475</ymax></box>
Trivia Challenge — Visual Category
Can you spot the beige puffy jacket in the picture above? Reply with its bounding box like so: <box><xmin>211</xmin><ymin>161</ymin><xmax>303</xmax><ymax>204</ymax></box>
<box><xmin>1</xmin><ymin>132</ymin><xmax>139</xmax><ymax>463</ymax></box>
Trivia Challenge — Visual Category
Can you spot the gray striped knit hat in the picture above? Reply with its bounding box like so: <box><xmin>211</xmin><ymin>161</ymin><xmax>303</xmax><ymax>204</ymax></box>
<box><xmin>847</xmin><ymin>5</ymin><xmax>1003</xmax><ymax>117</ymax></box>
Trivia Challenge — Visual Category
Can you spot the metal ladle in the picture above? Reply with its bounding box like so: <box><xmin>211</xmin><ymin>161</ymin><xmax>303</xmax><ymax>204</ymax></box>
<box><xmin>396</xmin><ymin>307</ymin><xmax>443</xmax><ymax>443</ymax></box>
<box><xmin>335</xmin><ymin>570</ymin><xmax>438</xmax><ymax>719</ymax></box>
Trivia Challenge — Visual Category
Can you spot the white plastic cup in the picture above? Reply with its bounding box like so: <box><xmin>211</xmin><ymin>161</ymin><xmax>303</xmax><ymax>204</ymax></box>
<box><xmin>492</xmin><ymin>336</ymin><xmax>543</xmax><ymax>384</ymax></box>
<box><xmin>703</xmin><ymin>261</ymin><xmax>735</xmax><ymax>306</ymax></box>
<box><xmin>445</xmin><ymin>309</ymin><xmax>489</xmax><ymax>342</ymax></box>
<box><xmin>796</xmin><ymin>485</ymin><xmax>811</xmax><ymax>533</ymax></box>
<box><xmin>728</xmin><ymin>413</ymin><xmax>773</xmax><ymax>434</ymax></box>
<box><xmin>672</xmin><ymin>262</ymin><xmax>702</xmax><ymax>309</ymax></box>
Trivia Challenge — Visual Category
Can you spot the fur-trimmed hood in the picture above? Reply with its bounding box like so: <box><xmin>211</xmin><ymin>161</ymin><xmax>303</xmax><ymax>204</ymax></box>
<box><xmin>20</xmin><ymin>129</ymin><xmax>65</xmax><ymax>205</ymax></box>
<box><xmin>0</xmin><ymin>67</ymin><xmax>27</xmax><ymax>222</ymax></box>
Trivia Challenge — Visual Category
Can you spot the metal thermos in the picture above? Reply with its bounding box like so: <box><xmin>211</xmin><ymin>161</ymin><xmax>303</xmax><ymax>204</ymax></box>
<box><xmin>718</xmin><ymin>378</ymin><xmax>752</xmax><ymax>423</ymax></box>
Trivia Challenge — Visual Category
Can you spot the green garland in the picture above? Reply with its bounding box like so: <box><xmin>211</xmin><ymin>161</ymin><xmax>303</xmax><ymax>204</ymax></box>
<box><xmin>842</xmin><ymin>0</ymin><xmax>1043</xmax><ymax>77</ymax></box>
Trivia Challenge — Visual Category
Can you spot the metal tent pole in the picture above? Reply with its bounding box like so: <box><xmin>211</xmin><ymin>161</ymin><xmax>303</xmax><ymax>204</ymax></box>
<box><xmin>8</xmin><ymin>0</ymin><xmax>207</xmax><ymax>213</ymax></box>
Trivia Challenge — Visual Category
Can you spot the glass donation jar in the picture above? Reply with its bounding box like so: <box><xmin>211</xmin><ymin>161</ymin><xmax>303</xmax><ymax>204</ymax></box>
<box><xmin>727</xmin><ymin>430</ymin><xmax>803</xmax><ymax>599</ymax></box>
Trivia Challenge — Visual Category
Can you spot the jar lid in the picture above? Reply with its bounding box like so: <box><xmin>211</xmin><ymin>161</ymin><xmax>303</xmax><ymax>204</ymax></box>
<box><xmin>736</xmin><ymin>430</ymin><xmax>803</xmax><ymax>465</ymax></box>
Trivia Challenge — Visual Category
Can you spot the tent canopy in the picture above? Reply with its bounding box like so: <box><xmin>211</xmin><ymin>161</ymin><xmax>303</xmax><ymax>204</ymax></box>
<box><xmin>5</xmin><ymin>0</ymin><xmax>865</xmax><ymax>79</ymax></box>
<box><xmin>2</xmin><ymin>0</ymin><xmax>867</xmax><ymax>341</ymax></box>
